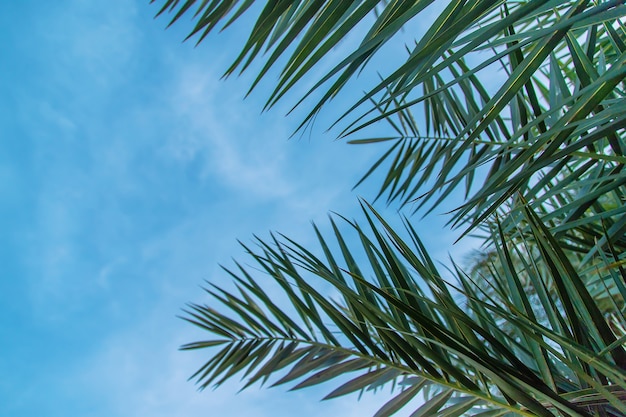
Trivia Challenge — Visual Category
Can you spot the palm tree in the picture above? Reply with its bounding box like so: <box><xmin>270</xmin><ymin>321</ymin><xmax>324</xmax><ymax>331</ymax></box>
<box><xmin>152</xmin><ymin>1</ymin><xmax>626</xmax><ymax>415</ymax></box>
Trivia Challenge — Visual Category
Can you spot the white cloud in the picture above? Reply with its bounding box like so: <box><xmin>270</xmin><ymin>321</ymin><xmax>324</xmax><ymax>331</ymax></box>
<box><xmin>161</xmin><ymin>66</ymin><xmax>295</xmax><ymax>199</ymax></box>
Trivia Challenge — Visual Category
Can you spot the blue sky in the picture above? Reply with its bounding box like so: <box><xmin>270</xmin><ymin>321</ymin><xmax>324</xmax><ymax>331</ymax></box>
<box><xmin>1</xmin><ymin>2</ymin><xmax>478</xmax><ymax>416</ymax></box>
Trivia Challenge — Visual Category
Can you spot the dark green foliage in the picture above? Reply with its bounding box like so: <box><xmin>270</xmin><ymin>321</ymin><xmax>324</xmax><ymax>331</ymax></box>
<box><xmin>153</xmin><ymin>1</ymin><xmax>626</xmax><ymax>415</ymax></box>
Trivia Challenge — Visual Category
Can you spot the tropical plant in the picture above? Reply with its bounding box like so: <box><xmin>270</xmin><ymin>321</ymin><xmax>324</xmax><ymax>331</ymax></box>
<box><xmin>152</xmin><ymin>1</ymin><xmax>626</xmax><ymax>416</ymax></box>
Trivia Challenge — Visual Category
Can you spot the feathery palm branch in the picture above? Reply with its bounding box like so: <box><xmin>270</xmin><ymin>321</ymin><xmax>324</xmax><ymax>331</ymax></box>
<box><xmin>153</xmin><ymin>0</ymin><xmax>626</xmax><ymax>262</ymax></box>
<box><xmin>182</xmin><ymin>203</ymin><xmax>626</xmax><ymax>416</ymax></box>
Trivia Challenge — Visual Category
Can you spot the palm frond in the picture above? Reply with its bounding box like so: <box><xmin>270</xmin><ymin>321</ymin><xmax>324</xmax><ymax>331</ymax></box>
<box><xmin>182</xmin><ymin>202</ymin><xmax>626</xmax><ymax>416</ymax></box>
<box><xmin>153</xmin><ymin>1</ymin><xmax>626</xmax><ymax>261</ymax></box>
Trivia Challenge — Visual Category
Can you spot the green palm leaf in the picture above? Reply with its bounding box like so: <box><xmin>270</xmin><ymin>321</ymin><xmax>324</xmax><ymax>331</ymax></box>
<box><xmin>181</xmin><ymin>203</ymin><xmax>626</xmax><ymax>416</ymax></box>
<box><xmin>154</xmin><ymin>0</ymin><xmax>626</xmax><ymax>263</ymax></box>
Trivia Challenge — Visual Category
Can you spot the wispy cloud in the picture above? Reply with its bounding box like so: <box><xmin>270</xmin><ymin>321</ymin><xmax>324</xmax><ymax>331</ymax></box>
<box><xmin>162</xmin><ymin>66</ymin><xmax>296</xmax><ymax>199</ymax></box>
